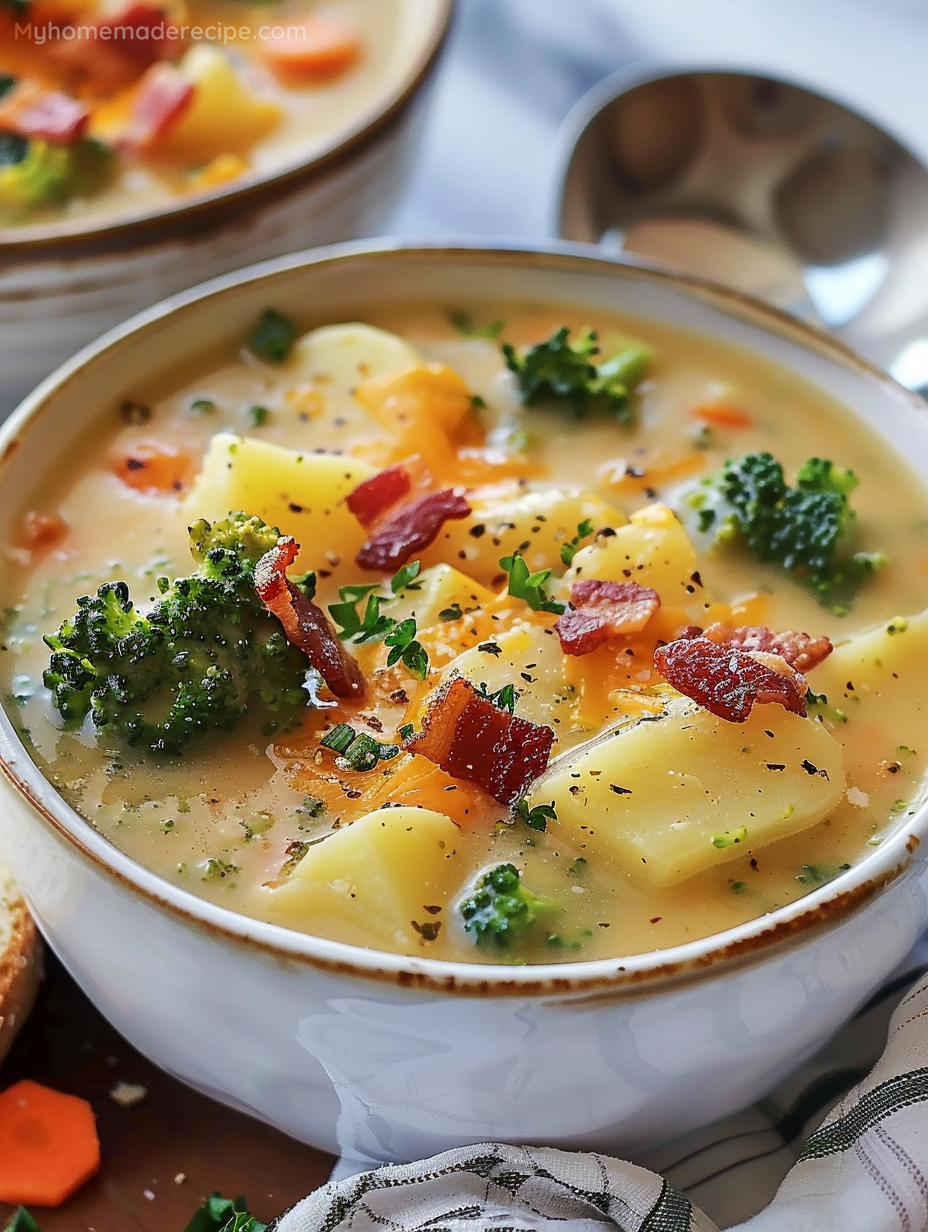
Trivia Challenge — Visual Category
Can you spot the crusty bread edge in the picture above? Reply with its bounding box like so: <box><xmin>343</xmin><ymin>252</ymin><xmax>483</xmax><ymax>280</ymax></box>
<box><xmin>0</xmin><ymin>879</ymin><xmax>42</xmax><ymax>1066</ymax></box>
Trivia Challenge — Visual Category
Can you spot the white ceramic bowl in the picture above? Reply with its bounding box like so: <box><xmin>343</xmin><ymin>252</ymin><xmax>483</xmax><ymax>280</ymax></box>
<box><xmin>0</xmin><ymin>1</ymin><xmax>452</xmax><ymax>419</ymax></box>
<box><xmin>1</xmin><ymin>241</ymin><xmax>927</xmax><ymax>1175</ymax></box>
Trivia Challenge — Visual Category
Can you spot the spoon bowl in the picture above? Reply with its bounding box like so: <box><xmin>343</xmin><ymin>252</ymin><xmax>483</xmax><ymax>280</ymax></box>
<box><xmin>555</xmin><ymin>66</ymin><xmax>928</xmax><ymax>388</ymax></box>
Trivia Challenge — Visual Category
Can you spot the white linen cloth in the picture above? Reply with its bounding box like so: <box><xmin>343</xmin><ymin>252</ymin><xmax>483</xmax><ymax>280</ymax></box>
<box><xmin>272</xmin><ymin>962</ymin><xmax>928</xmax><ymax>1232</ymax></box>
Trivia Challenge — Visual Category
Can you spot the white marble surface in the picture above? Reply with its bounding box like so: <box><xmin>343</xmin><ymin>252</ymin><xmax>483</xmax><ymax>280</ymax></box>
<box><xmin>387</xmin><ymin>0</ymin><xmax>928</xmax><ymax>243</ymax></box>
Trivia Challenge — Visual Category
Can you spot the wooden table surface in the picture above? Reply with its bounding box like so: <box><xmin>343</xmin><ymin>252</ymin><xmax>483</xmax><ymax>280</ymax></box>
<box><xmin>0</xmin><ymin>953</ymin><xmax>335</xmax><ymax>1231</ymax></box>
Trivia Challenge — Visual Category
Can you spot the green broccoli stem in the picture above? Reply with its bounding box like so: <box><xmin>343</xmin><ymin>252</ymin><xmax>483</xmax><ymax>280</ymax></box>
<box><xmin>595</xmin><ymin>342</ymin><xmax>653</xmax><ymax>392</ymax></box>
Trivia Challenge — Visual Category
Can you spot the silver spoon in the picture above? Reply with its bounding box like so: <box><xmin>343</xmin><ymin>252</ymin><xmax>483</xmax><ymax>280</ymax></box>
<box><xmin>554</xmin><ymin>67</ymin><xmax>928</xmax><ymax>392</ymax></box>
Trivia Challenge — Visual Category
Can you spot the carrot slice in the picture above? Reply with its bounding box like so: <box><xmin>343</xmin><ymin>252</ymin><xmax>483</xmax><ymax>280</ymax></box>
<box><xmin>691</xmin><ymin>403</ymin><xmax>754</xmax><ymax>428</ymax></box>
<box><xmin>112</xmin><ymin>441</ymin><xmax>192</xmax><ymax>494</ymax></box>
<box><xmin>0</xmin><ymin>1079</ymin><xmax>101</xmax><ymax>1207</ymax></box>
<box><xmin>260</xmin><ymin>14</ymin><xmax>361</xmax><ymax>80</ymax></box>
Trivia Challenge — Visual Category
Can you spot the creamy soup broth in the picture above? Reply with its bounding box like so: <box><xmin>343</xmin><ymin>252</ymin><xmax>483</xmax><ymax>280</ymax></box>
<box><xmin>3</xmin><ymin>303</ymin><xmax>928</xmax><ymax>964</ymax></box>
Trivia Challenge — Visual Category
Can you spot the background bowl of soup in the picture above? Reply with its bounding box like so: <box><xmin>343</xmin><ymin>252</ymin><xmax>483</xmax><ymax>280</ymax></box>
<box><xmin>0</xmin><ymin>0</ymin><xmax>453</xmax><ymax>416</ymax></box>
<box><xmin>0</xmin><ymin>241</ymin><xmax>927</xmax><ymax>1174</ymax></box>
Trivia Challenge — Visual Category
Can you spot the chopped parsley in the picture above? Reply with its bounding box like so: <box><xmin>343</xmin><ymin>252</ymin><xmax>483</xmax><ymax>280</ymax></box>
<box><xmin>390</xmin><ymin>560</ymin><xmax>422</xmax><ymax>592</ymax></box>
<box><xmin>296</xmin><ymin>795</ymin><xmax>325</xmax><ymax>818</ymax></box>
<box><xmin>559</xmin><ymin>517</ymin><xmax>595</xmax><ymax>567</ymax></box>
<box><xmin>499</xmin><ymin>552</ymin><xmax>565</xmax><ymax>614</ymax></box>
<box><xmin>449</xmin><ymin>310</ymin><xmax>506</xmax><ymax>339</ymax></box>
<box><xmin>248</xmin><ymin>308</ymin><xmax>297</xmax><ymax>365</ymax></box>
<box><xmin>711</xmin><ymin>826</ymin><xmax>747</xmax><ymax>849</ymax></box>
<box><xmin>795</xmin><ymin>862</ymin><xmax>851</xmax><ymax>886</ymax></box>
<box><xmin>515</xmin><ymin>798</ymin><xmax>558</xmax><ymax>832</ymax></box>
<box><xmin>328</xmin><ymin>563</ymin><xmax>430</xmax><ymax>680</ymax></box>
<box><xmin>320</xmin><ymin>723</ymin><xmax>401</xmax><ymax>770</ymax></box>
<box><xmin>475</xmin><ymin>682</ymin><xmax>517</xmax><ymax>713</ymax></box>
<box><xmin>807</xmin><ymin>690</ymin><xmax>848</xmax><ymax>724</ymax></box>
<box><xmin>182</xmin><ymin>1192</ymin><xmax>267</xmax><ymax>1232</ymax></box>
<box><xmin>201</xmin><ymin>857</ymin><xmax>239</xmax><ymax>881</ymax></box>
<box><xmin>384</xmin><ymin>618</ymin><xmax>429</xmax><ymax>680</ymax></box>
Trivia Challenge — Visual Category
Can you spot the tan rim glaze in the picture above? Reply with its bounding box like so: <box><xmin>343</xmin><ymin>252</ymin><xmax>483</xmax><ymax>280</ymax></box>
<box><xmin>1</xmin><ymin>240</ymin><xmax>925</xmax><ymax>998</ymax></box>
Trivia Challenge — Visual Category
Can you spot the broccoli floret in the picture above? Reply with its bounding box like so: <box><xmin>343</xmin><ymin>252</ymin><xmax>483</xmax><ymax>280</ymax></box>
<box><xmin>459</xmin><ymin>863</ymin><xmax>554</xmax><ymax>952</ymax></box>
<box><xmin>0</xmin><ymin>136</ymin><xmax>111</xmax><ymax>214</ymax></box>
<box><xmin>187</xmin><ymin>513</ymin><xmax>281</xmax><ymax>586</ymax></box>
<box><xmin>502</xmin><ymin>327</ymin><xmax>652</xmax><ymax>422</ymax></box>
<box><xmin>43</xmin><ymin>513</ymin><xmax>310</xmax><ymax>755</ymax></box>
<box><xmin>692</xmin><ymin>452</ymin><xmax>885</xmax><ymax>611</ymax></box>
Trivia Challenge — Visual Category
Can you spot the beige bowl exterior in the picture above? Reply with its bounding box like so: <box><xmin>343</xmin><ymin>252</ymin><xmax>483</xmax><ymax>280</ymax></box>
<box><xmin>0</xmin><ymin>1</ymin><xmax>453</xmax><ymax>417</ymax></box>
<box><xmin>1</xmin><ymin>243</ymin><xmax>927</xmax><ymax>1174</ymax></box>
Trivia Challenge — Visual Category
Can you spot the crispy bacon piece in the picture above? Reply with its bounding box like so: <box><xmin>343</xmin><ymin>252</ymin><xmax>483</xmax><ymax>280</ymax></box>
<box><xmin>97</xmin><ymin>3</ymin><xmax>177</xmax><ymax>61</ymax></box>
<box><xmin>682</xmin><ymin>623</ymin><xmax>833</xmax><ymax>674</ymax></box>
<box><xmin>653</xmin><ymin>636</ymin><xmax>807</xmax><ymax>722</ymax></box>
<box><xmin>121</xmin><ymin>64</ymin><xmax>195</xmax><ymax>150</ymax></box>
<box><xmin>45</xmin><ymin>5</ymin><xmax>179</xmax><ymax>92</ymax></box>
<box><xmin>255</xmin><ymin>537</ymin><xmax>365</xmax><ymax>700</ymax></box>
<box><xmin>356</xmin><ymin>488</ymin><xmax>471</xmax><ymax>572</ymax></box>
<box><xmin>0</xmin><ymin>82</ymin><xmax>90</xmax><ymax>144</ymax></box>
<box><xmin>405</xmin><ymin>677</ymin><xmax>554</xmax><ymax>805</ymax></box>
<box><xmin>556</xmin><ymin>579</ymin><xmax>660</xmax><ymax>656</ymax></box>
<box><xmin>346</xmin><ymin>464</ymin><xmax>412</xmax><ymax>528</ymax></box>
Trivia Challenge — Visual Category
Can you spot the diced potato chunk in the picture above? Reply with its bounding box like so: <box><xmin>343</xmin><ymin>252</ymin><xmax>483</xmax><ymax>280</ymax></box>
<box><xmin>811</xmin><ymin>611</ymin><xmax>928</xmax><ymax>770</ymax></box>
<box><xmin>286</xmin><ymin>324</ymin><xmax>420</xmax><ymax>415</ymax></box>
<box><xmin>565</xmin><ymin>504</ymin><xmax>702</xmax><ymax>610</ymax></box>
<box><xmin>391</xmin><ymin>564</ymin><xmax>496</xmax><ymax>630</ymax></box>
<box><xmin>813</xmin><ymin>611</ymin><xmax>928</xmax><ymax>706</ymax></box>
<box><xmin>437</xmin><ymin>623</ymin><xmax>573</xmax><ymax>736</ymax></box>
<box><xmin>265</xmin><ymin>806</ymin><xmax>463</xmax><ymax>951</ymax></box>
<box><xmin>161</xmin><ymin>46</ymin><xmax>283</xmax><ymax>159</ymax></box>
<box><xmin>422</xmin><ymin>488</ymin><xmax>626</xmax><ymax>587</ymax></box>
<box><xmin>532</xmin><ymin>704</ymin><xmax>845</xmax><ymax>885</ymax></box>
<box><xmin>183</xmin><ymin>432</ymin><xmax>374</xmax><ymax>576</ymax></box>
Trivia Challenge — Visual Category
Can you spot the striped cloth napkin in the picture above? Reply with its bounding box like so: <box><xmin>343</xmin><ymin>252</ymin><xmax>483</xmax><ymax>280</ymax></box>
<box><xmin>273</xmin><ymin>962</ymin><xmax>928</xmax><ymax>1232</ymax></box>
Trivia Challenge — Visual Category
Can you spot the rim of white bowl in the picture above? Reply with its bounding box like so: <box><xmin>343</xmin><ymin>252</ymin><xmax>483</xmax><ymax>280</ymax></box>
<box><xmin>0</xmin><ymin>0</ymin><xmax>454</xmax><ymax>256</ymax></box>
<box><xmin>1</xmin><ymin>237</ymin><xmax>926</xmax><ymax>998</ymax></box>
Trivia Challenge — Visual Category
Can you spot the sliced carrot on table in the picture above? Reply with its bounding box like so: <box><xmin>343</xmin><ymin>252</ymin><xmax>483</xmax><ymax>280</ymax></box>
<box><xmin>0</xmin><ymin>1079</ymin><xmax>100</xmax><ymax>1207</ymax></box>
<box><xmin>260</xmin><ymin>14</ymin><xmax>361</xmax><ymax>80</ymax></box>
<box><xmin>691</xmin><ymin>403</ymin><xmax>754</xmax><ymax>428</ymax></box>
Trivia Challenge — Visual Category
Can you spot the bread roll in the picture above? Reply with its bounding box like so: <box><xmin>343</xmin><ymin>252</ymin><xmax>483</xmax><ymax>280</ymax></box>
<box><xmin>0</xmin><ymin>861</ymin><xmax>41</xmax><ymax>1066</ymax></box>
